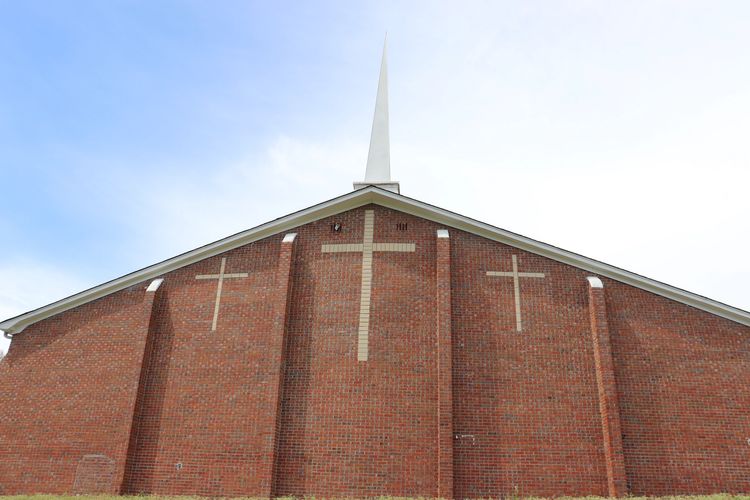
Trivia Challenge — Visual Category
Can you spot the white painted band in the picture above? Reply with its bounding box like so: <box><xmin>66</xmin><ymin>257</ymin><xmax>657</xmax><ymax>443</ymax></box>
<box><xmin>587</xmin><ymin>276</ymin><xmax>604</xmax><ymax>289</ymax></box>
<box><xmin>146</xmin><ymin>278</ymin><xmax>164</xmax><ymax>292</ymax></box>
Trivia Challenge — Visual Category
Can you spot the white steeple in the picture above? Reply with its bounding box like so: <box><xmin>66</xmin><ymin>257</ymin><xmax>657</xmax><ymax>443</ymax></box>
<box><xmin>354</xmin><ymin>37</ymin><xmax>400</xmax><ymax>194</ymax></box>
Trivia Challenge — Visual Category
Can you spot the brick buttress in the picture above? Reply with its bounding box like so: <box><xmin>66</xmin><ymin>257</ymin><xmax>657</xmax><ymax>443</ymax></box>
<box><xmin>587</xmin><ymin>276</ymin><xmax>628</xmax><ymax>497</ymax></box>
<box><xmin>268</xmin><ymin>233</ymin><xmax>298</xmax><ymax>497</ymax></box>
<box><xmin>436</xmin><ymin>229</ymin><xmax>454</xmax><ymax>498</ymax></box>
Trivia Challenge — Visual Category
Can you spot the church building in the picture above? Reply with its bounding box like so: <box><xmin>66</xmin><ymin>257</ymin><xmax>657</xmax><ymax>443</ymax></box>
<box><xmin>1</xmin><ymin>46</ymin><xmax>749</xmax><ymax>498</ymax></box>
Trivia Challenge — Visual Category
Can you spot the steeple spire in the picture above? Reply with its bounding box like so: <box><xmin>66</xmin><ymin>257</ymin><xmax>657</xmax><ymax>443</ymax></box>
<box><xmin>354</xmin><ymin>36</ymin><xmax>400</xmax><ymax>194</ymax></box>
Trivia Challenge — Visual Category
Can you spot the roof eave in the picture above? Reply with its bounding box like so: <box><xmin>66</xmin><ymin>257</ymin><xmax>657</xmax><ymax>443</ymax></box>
<box><xmin>2</xmin><ymin>186</ymin><xmax>749</xmax><ymax>334</ymax></box>
<box><xmin>0</xmin><ymin>187</ymin><xmax>381</xmax><ymax>335</ymax></box>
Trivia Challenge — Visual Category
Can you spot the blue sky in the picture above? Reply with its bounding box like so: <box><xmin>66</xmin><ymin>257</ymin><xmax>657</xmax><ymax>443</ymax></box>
<box><xmin>2</xmin><ymin>1</ymin><xmax>749</xmax><ymax>352</ymax></box>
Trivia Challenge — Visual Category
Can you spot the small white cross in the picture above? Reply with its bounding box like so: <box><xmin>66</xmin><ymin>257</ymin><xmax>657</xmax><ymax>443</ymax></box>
<box><xmin>195</xmin><ymin>257</ymin><xmax>248</xmax><ymax>331</ymax></box>
<box><xmin>486</xmin><ymin>254</ymin><xmax>545</xmax><ymax>332</ymax></box>
<box><xmin>321</xmin><ymin>210</ymin><xmax>415</xmax><ymax>361</ymax></box>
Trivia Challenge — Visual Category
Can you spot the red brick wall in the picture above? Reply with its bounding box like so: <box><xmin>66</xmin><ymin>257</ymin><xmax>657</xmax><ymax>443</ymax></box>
<box><xmin>121</xmin><ymin>237</ymin><xmax>283</xmax><ymax>496</ymax></box>
<box><xmin>1</xmin><ymin>203</ymin><xmax>748</xmax><ymax>497</ymax></box>
<box><xmin>450</xmin><ymin>231</ymin><xmax>608</xmax><ymax>497</ymax></box>
<box><xmin>606</xmin><ymin>281</ymin><xmax>750</xmax><ymax>495</ymax></box>
<box><xmin>274</xmin><ymin>206</ymin><xmax>439</xmax><ymax>497</ymax></box>
<box><xmin>0</xmin><ymin>286</ymin><xmax>155</xmax><ymax>494</ymax></box>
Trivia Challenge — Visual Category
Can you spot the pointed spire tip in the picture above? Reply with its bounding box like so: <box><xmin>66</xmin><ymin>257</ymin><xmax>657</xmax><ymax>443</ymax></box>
<box><xmin>355</xmin><ymin>38</ymin><xmax>400</xmax><ymax>194</ymax></box>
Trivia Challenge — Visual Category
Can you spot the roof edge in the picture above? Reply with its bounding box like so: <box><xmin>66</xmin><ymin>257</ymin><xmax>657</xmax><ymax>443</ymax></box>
<box><xmin>3</xmin><ymin>186</ymin><xmax>749</xmax><ymax>334</ymax></box>
<box><xmin>0</xmin><ymin>188</ymin><xmax>379</xmax><ymax>335</ymax></box>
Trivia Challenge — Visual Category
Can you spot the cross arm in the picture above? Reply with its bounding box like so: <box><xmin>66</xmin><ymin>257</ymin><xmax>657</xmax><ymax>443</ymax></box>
<box><xmin>321</xmin><ymin>243</ymin><xmax>364</xmax><ymax>253</ymax></box>
<box><xmin>372</xmin><ymin>242</ymin><xmax>415</xmax><ymax>252</ymax></box>
<box><xmin>486</xmin><ymin>271</ymin><xmax>545</xmax><ymax>278</ymax></box>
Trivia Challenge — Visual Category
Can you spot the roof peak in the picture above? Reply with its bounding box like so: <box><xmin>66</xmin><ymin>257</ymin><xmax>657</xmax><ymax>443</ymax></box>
<box><xmin>4</xmin><ymin>185</ymin><xmax>750</xmax><ymax>336</ymax></box>
<box><xmin>354</xmin><ymin>37</ymin><xmax>400</xmax><ymax>194</ymax></box>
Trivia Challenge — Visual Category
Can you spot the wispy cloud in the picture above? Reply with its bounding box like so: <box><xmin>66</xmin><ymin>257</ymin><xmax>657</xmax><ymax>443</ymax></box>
<box><xmin>106</xmin><ymin>135</ymin><xmax>367</xmax><ymax>260</ymax></box>
<box><xmin>1</xmin><ymin>0</ymin><xmax>749</xmax><ymax>344</ymax></box>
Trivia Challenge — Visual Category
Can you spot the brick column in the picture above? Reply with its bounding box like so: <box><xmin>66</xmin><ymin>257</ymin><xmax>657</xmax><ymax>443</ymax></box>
<box><xmin>116</xmin><ymin>278</ymin><xmax>164</xmax><ymax>493</ymax></box>
<box><xmin>436</xmin><ymin>229</ymin><xmax>454</xmax><ymax>499</ymax></box>
<box><xmin>267</xmin><ymin>233</ymin><xmax>297</xmax><ymax>498</ymax></box>
<box><xmin>587</xmin><ymin>276</ymin><xmax>627</xmax><ymax>497</ymax></box>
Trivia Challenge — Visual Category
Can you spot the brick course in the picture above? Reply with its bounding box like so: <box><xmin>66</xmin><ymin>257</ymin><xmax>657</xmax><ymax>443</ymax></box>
<box><xmin>0</xmin><ymin>203</ymin><xmax>748</xmax><ymax>497</ymax></box>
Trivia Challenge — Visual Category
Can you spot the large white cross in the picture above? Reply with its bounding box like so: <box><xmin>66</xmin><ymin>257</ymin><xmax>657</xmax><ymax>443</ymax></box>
<box><xmin>321</xmin><ymin>210</ymin><xmax>415</xmax><ymax>361</ymax></box>
<box><xmin>486</xmin><ymin>254</ymin><xmax>545</xmax><ymax>332</ymax></box>
<box><xmin>195</xmin><ymin>257</ymin><xmax>249</xmax><ymax>331</ymax></box>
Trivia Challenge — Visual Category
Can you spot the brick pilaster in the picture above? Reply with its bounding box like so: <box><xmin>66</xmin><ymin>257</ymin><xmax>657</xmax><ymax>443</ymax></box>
<box><xmin>267</xmin><ymin>233</ymin><xmax>298</xmax><ymax>498</ymax></box>
<box><xmin>587</xmin><ymin>276</ymin><xmax>627</xmax><ymax>497</ymax></box>
<box><xmin>116</xmin><ymin>278</ymin><xmax>164</xmax><ymax>493</ymax></box>
<box><xmin>436</xmin><ymin>229</ymin><xmax>454</xmax><ymax>499</ymax></box>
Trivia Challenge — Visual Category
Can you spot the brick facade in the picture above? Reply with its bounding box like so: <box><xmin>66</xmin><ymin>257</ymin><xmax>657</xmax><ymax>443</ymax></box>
<box><xmin>1</xmin><ymin>203</ymin><xmax>748</xmax><ymax>497</ymax></box>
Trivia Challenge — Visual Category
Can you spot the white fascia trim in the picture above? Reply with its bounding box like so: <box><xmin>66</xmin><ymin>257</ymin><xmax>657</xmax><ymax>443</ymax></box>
<box><xmin>370</xmin><ymin>190</ymin><xmax>750</xmax><ymax>327</ymax></box>
<box><xmin>2</xmin><ymin>186</ymin><xmax>749</xmax><ymax>334</ymax></box>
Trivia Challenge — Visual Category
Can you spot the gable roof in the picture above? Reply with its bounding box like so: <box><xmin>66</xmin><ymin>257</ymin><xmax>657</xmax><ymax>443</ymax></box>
<box><xmin>3</xmin><ymin>186</ymin><xmax>749</xmax><ymax>336</ymax></box>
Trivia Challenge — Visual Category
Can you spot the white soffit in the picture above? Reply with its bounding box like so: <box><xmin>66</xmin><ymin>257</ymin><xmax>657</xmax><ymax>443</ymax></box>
<box><xmin>2</xmin><ymin>186</ymin><xmax>749</xmax><ymax>335</ymax></box>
